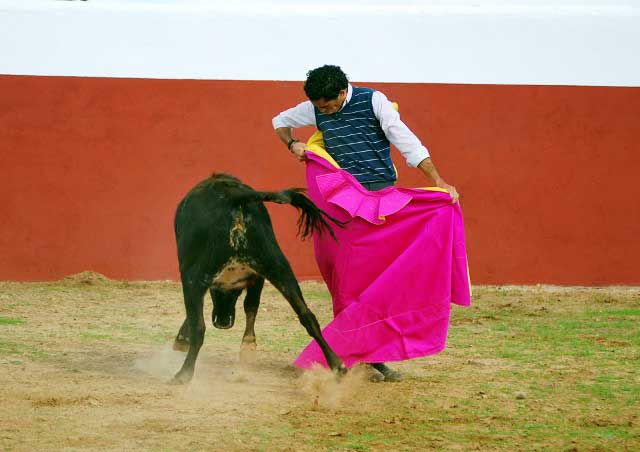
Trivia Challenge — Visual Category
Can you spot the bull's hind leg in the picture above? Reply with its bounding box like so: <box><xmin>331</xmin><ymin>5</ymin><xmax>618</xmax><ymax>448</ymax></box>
<box><xmin>261</xmin><ymin>262</ymin><xmax>345</xmax><ymax>374</ymax></box>
<box><xmin>171</xmin><ymin>281</ymin><xmax>208</xmax><ymax>384</ymax></box>
<box><xmin>240</xmin><ymin>277</ymin><xmax>264</xmax><ymax>361</ymax></box>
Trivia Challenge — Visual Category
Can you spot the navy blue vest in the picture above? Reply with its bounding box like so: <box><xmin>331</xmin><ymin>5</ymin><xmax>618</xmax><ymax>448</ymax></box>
<box><xmin>314</xmin><ymin>87</ymin><xmax>395</xmax><ymax>184</ymax></box>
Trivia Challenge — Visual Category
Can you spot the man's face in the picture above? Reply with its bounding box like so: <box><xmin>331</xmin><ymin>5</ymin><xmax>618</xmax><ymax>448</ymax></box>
<box><xmin>312</xmin><ymin>89</ymin><xmax>347</xmax><ymax>115</ymax></box>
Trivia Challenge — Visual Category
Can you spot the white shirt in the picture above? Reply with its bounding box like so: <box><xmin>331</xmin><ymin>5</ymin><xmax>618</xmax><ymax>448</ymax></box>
<box><xmin>272</xmin><ymin>84</ymin><xmax>430</xmax><ymax>168</ymax></box>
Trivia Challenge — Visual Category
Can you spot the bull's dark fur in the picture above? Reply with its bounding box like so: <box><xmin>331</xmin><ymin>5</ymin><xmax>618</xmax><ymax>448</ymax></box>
<box><xmin>170</xmin><ymin>173</ymin><xmax>346</xmax><ymax>384</ymax></box>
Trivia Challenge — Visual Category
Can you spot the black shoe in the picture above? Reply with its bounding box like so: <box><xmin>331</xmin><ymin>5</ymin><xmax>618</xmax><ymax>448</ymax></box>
<box><xmin>370</xmin><ymin>363</ymin><xmax>403</xmax><ymax>382</ymax></box>
<box><xmin>364</xmin><ymin>364</ymin><xmax>385</xmax><ymax>382</ymax></box>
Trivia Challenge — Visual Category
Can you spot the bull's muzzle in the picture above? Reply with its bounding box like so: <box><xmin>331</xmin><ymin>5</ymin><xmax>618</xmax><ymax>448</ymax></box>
<box><xmin>213</xmin><ymin>313</ymin><xmax>235</xmax><ymax>329</ymax></box>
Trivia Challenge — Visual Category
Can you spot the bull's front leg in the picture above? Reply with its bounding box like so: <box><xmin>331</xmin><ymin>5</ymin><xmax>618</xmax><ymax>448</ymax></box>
<box><xmin>265</xmin><ymin>265</ymin><xmax>346</xmax><ymax>375</ymax></box>
<box><xmin>172</xmin><ymin>317</ymin><xmax>190</xmax><ymax>352</ymax></box>
<box><xmin>293</xmin><ymin>299</ymin><xmax>346</xmax><ymax>375</ymax></box>
<box><xmin>170</xmin><ymin>281</ymin><xmax>207</xmax><ymax>385</ymax></box>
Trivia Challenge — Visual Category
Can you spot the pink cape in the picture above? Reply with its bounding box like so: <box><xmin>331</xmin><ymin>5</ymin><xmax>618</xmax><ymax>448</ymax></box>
<box><xmin>294</xmin><ymin>152</ymin><xmax>471</xmax><ymax>368</ymax></box>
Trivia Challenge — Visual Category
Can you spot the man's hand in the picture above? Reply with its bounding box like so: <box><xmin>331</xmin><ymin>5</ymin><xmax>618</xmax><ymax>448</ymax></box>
<box><xmin>290</xmin><ymin>141</ymin><xmax>307</xmax><ymax>162</ymax></box>
<box><xmin>417</xmin><ymin>157</ymin><xmax>459</xmax><ymax>204</ymax></box>
<box><xmin>436</xmin><ymin>180</ymin><xmax>460</xmax><ymax>204</ymax></box>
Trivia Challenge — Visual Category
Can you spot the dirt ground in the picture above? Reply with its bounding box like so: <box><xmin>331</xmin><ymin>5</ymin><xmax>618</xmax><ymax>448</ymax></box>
<box><xmin>0</xmin><ymin>272</ymin><xmax>638</xmax><ymax>451</ymax></box>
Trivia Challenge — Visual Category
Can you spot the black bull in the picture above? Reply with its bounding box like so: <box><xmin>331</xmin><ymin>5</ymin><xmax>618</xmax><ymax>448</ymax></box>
<box><xmin>170</xmin><ymin>173</ymin><xmax>347</xmax><ymax>384</ymax></box>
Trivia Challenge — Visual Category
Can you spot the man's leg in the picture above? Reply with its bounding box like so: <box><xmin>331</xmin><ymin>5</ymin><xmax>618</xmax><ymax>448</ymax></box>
<box><xmin>359</xmin><ymin>180</ymin><xmax>404</xmax><ymax>383</ymax></box>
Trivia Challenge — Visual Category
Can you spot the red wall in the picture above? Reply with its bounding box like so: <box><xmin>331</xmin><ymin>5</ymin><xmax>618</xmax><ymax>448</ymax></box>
<box><xmin>1</xmin><ymin>75</ymin><xmax>638</xmax><ymax>284</ymax></box>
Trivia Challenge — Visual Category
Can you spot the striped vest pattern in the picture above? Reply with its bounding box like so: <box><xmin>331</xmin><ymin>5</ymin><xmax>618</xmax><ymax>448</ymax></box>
<box><xmin>314</xmin><ymin>87</ymin><xmax>395</xmax><ymax>184</ymax></box>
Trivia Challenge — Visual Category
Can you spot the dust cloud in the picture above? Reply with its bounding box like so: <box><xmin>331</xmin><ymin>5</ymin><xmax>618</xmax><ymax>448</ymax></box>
<box><xmin>294</xmin><ymin>364</ymin><xmax>370</xmax><ymax>410</ymax></box>
<box><xmin>132</xmin><ymin>344</ymin><xmax>370</xmax><ymax>411</ymax></box>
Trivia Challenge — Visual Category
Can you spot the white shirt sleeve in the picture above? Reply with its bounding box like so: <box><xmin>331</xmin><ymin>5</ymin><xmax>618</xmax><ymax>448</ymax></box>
<box><xmin>372</xmin><ymin>91</ymin><xmax>430</xmax><ymax>168</ymax></box>
<box><xmin>272</xmin><ymin>100</ymin><xmax>317</xmax><ymax>129</ymax></box>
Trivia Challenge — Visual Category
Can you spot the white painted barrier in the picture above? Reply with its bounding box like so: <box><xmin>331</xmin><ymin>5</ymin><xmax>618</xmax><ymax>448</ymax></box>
<box><xmin>1</xmin><ymin>0</ymin><xmax>639</xmax><ymax>86</ymax></box>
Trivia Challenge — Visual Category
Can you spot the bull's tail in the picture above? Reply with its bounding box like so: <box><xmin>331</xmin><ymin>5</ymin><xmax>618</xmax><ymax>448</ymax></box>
<box><xmin>259</xmin><ymin>189</ymin><xmax>347</xmax><ymax>240</ymax></box>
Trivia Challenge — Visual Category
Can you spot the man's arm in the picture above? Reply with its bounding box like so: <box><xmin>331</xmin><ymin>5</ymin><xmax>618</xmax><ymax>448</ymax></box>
<box><xmin>272</xmin><ymin>101</ymin><xmax>316</xmax><ymax>162</ymax></box>
<box><xmin>417</xmin><ymin>157</ymin><xmax>460</xmax><ymax>203</ymax></box>
<box><xmin>373</xmin><ymin>91</ymin><xmax>459</xmax><ymax>203</ymax></box>
<box><xmin>275</xmin><ymin>127</ymin><xmax>307</xmax><ymax>161</ymax></box>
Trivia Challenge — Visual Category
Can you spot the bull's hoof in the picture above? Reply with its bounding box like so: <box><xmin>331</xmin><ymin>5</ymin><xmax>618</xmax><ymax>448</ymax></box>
<box><xmin>239</xmin><ymin>341</ymin><xmax>257</xmax><ymax>363</ymax></box>
<box><xmin>169</xmin><ymin>370</ymin><xmax>193</xmax><ymax>385</ymax></box>
<box><xmin>172</xmin><ymin>340</ymin><xmax>190</xmax><ymax>352</ymax></box>
<box><xmin>172</xmin><ymin>334</ymin><xmax>190</xmax><ymax>352</ymax></box>
<box><xmin>332</xmin><ymin>364</ymin><xmax>348</xmax><ymax>379</ymax></box>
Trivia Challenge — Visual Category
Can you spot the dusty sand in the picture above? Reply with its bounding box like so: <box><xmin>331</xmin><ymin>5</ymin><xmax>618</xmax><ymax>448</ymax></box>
<box><xmin>1</xmin><ymin>272</ymin><xmax>638</xmax><ymax>451</ymax></box>
<box><xmin>0</xmin><ymin>273</ymin><xmax>389</xmax><ymax>451</ymax></box>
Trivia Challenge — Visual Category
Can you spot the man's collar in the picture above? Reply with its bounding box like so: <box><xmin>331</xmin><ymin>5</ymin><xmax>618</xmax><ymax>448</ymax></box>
<box><xmin>339</xmin><ymin>84</ymin><xmax>353</xmax><ymax>112</ymax></box>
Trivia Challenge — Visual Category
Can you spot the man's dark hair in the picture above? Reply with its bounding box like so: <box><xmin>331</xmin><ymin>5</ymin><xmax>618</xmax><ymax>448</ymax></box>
<box><xmin>304</xmin><ymin>65</ymin><xmax>349</xmax><ymax>101</ymax></box>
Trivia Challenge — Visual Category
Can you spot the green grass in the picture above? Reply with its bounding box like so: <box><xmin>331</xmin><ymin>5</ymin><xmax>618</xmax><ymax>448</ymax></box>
<box><xmin>234</xmin><ymin>286</ymin><xmax>640</xmax><ymax>451</ymax></box>
<box><xmin>0</xmin><ymin>341</ymin><xmax>49</xmax><ymax>361</ymax></box>
<box><xmin>0</xmin><ymin>316</ymin><xmax>25</xmax><ymax>325</ymax></box>
<box><xmin>0</xmin><ymin>341</ymin><xmax>22</xmax><ymax>355</ymax></box>
<box><xmin>258</xmin><ymin>326</ymin><xmax>312</xmax><ymax>352</ymax></box>
<box><xmin>589</xmin><ymin>307</ymin><xmax>640</xmax><ymax>317</ymax></box>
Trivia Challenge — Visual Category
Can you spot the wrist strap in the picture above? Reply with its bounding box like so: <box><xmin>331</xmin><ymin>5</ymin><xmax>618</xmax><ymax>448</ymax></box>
<box><xmin>287</xmin><ymin>138</ymin><xmax>299</xmax><ymax>150</ymax></box>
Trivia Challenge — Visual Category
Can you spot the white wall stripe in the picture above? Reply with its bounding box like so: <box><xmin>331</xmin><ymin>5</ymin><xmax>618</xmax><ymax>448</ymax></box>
<box><xmin>0</xmin><ymin>1</ymin><xmax>639</xmax><ymax>86</ymax></box>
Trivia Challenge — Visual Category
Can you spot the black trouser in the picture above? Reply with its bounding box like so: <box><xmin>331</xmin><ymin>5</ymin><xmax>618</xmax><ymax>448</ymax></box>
<box><xmin>360</xmin><ymin>180</ymin><xmax>395</xmax><ymax>191</ymax></box>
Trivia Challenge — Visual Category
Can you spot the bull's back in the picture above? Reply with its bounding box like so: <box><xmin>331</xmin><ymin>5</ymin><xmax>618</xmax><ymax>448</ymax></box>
<box><xmin>174</xmin><ymin>183</ymin><xmax>235</xmax><ymax>270</ymax></box>
<box><xmin>174</xmin><ymin>178</ymin><xmax>279</xmax><ymax>273</ymax></box>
